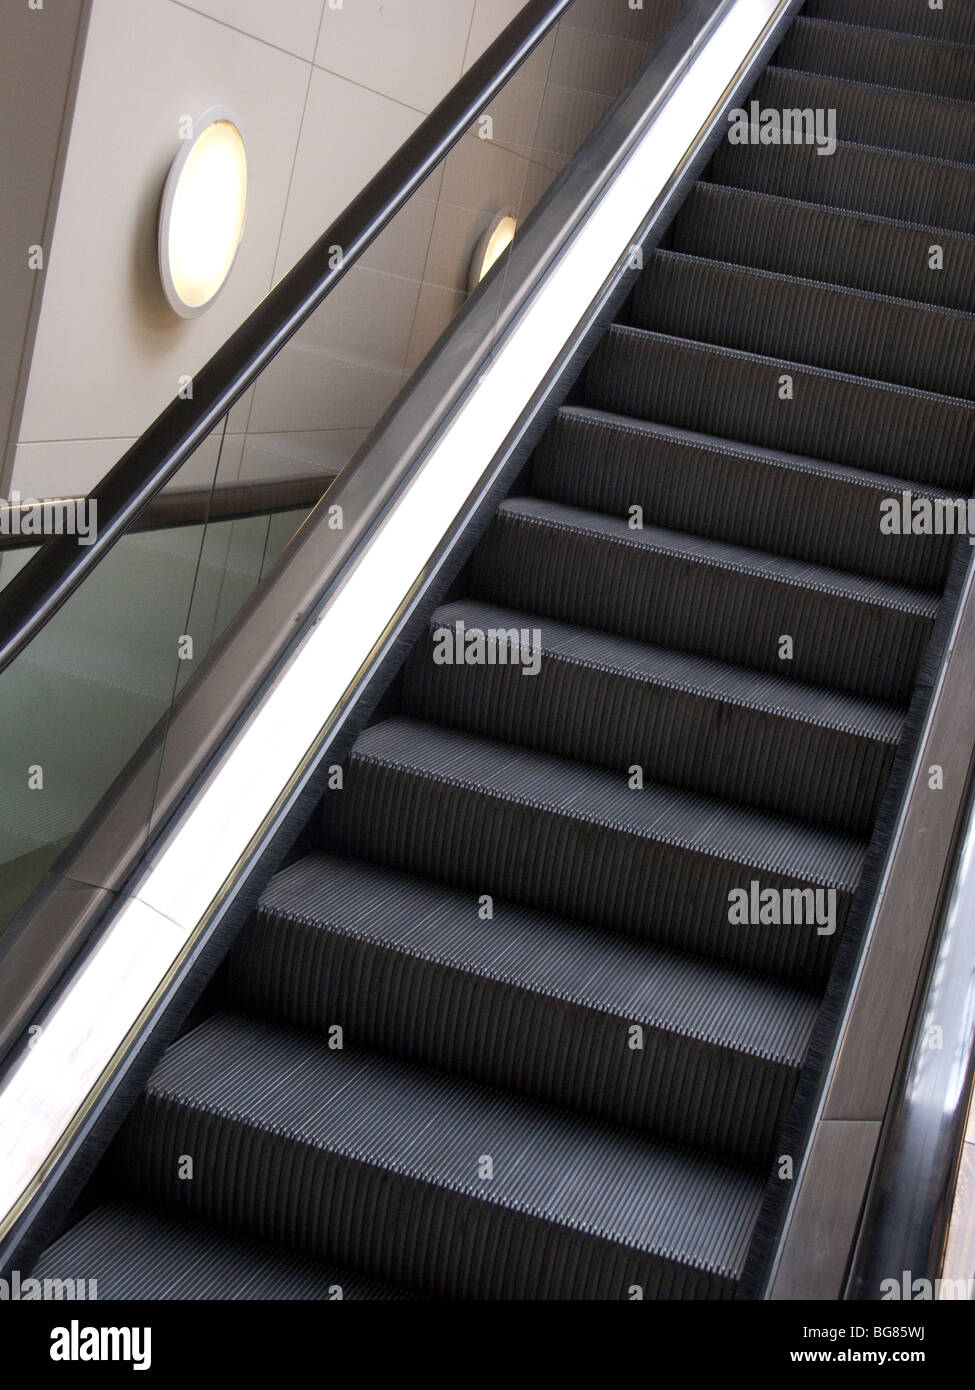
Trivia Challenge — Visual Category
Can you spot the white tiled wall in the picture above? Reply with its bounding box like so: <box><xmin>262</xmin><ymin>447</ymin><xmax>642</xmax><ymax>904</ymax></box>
<box><xmin>464</xmin><ymin>0</ymin><xmax>527</xmax><ymax>72</ymax></box>
<box><xmin>315</xmin><ymin>0</ymin><xmax>477</xmax><ymax>113</ymax></box>
<box><xmin>176</xmin><ymin>0</ymin><xmax>326</xmax><ymax>59</ymax></box>
<box><xmin>12</xmin><ymin>0</ymin><xmax>534</xmax><ymax>497</ymax></box>
<box><xmin>270</xmin><ymin>67</ymin><xmax>426</xmax><ymax>281</ymax></box>
<box><xmin>17</xmin><ymin>0</ymin><xmax>308</xmax><ymax>451</ymax></box>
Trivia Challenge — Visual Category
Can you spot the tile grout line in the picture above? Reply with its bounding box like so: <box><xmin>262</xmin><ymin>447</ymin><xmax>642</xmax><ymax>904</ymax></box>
<box><xmin>246</xmin><ymin>2</ymin><xmax>330</xmax><ymax>464</ymax></box>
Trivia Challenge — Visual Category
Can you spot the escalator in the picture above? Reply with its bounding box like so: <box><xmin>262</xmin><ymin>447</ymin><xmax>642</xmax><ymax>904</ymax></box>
<box><xmin>11</xmin><ymin>0</ymin><xmax>975</xmax><ymax>1300</ymax></box>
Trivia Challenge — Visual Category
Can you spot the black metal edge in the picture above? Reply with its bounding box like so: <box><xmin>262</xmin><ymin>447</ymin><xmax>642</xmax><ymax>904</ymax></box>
<box><xmin>0</xmin><ymin>0</ymin><xmax>779</xmax><ymax>1274</ymax></box>
<box><xmin>0</xmin><ymin>0</ymin><xmax>576</xmax><ymax>672</ymax></box>
<box><xmin>740</xmin><ymin>538</ymin><xmax>975</xmax><ymax>1301</ymax></box>
<box><xmin>0</xmin><ymin>0</ymin><xmax>741</xmax><ymax>1067</ymax></box>
<box><xmin>845</xmin><ymin>749</ymin><xmax>975</xmax><ymax>1299</ymax></box>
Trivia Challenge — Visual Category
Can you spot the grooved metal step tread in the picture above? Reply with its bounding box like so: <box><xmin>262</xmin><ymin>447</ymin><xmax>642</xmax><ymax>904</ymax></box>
<box><xmin>532</xmin><ymin>406</ymin><xmax>958</xmax><ymax>589</ymax></box>
<box><xmin>403</xmin><ymin>598</ymin><xmax>902</xmax><ymax>834</ymax></box>
<box><xmin>756</xmin><ymin>65</ymin><xmax>975</xmax><ymax>166</ymax></box>
<box><xmin>668</xmin><ymin>183</ymin><xmax>975</xmax><ymax>314</ymax></box>
<box><xmin>414</xmin><ymin>598</ymin><xmax>905</xmax><ymax>741</ymax></box>
<box><xmin>585</xmin><ymin>324</ymin><xmax>975</xmax><ymax>492</ymax></box>
<box><xmin>632</xmin><ymin>248</ymin><xmax>975</xmax><ymax>399</ymax></box>
<box><xmin>710</xmin><ymin>132</ymin><xmax>975</xmax><ymax>235</ymax></box>
<box><xmin>485</xmin><ymin>497</ymin><xmax>935</xmax><ymax>616</ymax></box>
<box><xmin>778</xmin><ymin>16</ymin><xmax>975</xmax><ymax>102</ymax></box>
<box><xmin>114</xmin><ymin>1011</ymin><xmax>766</xmax><ymax>1299</ymax></box>
<box><xmin>471</xmin><ymin>497</ymin><xmax>937</xmax><ymax>704</ymax></box>
<box><xmin>30</xmin><ymin>1200</ymin><xmax>414</xmax><ymax>1301</ymax></box>
<box><xmin>804</xmin><ymin>0</ymin><xmax>975</xmax><ymax>47</ymax></box>
<box><xmin>333</xmin><ymin>717</ymin><xmax>865</xmax><ymax>889</ymax></box>
<box><xmin>252</xmin><ymin>852</ymin><xmax>820</xmax><ymax>1066</ymax></box>
<box><xmin>232</xmin><ymin>851</ymin><xmax>819</xmax><ymax>1163</ymax></box>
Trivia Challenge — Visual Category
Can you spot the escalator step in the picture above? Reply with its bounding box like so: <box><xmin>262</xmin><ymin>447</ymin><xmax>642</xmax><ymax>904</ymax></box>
<box><xmin>471</xmin><ymin>498</ymin><xmax>937</xmax><ymax>704</ymax></box>
<box><xmin>323</xmin><ymin>716</ymin><xmax>862</xmax><ymax>986</ymax></box>
<box><xmin>531</xmin><ymin>406</ymin><xmax>957</xmax><ymax>590</ymax></box>
<box><xmin>585</xmin><ymin>325</ymin><xmax>975</xmax><ymax>492</ymax></box>
<box><xmin>668</xmin><ymin>183</ymin><xmax>975</xmax><ymax>314</ymax></box>
<box><xmin>401</xmin><ymin>598</ymin><xmax>902</xmax><ymax>835</ymax></box>
<box><xmin>803</xmin><ymin>0</ymin><xmax>975</xmax><ymax>46</ymax></box>
<box><xmin>777</xmin><ymin>17</ymin><xmax>975</xmax><ymax>101</ymax></box>
<box><xmin>111</xmin><ymin>1012</ymin><xmax>766</xmax><ymax>1299</ymax></box>
<box><xmin>30</xmin><ymin>1200</ymin><xmax>414</xmax><ymax>1300</ymax></box>
<box><xmin>754</xmin><ymin>66</ymin><xmax>975</xmax><ymax>166</ymax></box>
<box><xmin>632</xmin><ymin>249</ymin><xmax>975</xmax><ymax>399</ymax></box>
<box><xmin>709</xmin><ymin>134</ymin><xmax>975</xmax><ymax>234</ymax></box>
<box><xmin>229</xmin><ymin>852</ymin><xmax>819</xmax><ymax>1165</ymax></box>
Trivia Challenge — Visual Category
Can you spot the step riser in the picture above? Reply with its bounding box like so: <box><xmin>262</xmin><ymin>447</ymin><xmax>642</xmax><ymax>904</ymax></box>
<box><xmin>116</xmin><ymin>1095</ymin><xmax>723</xmax><ymax>1301</ymax></box>
<box><xmin>228</xmin><ymin>912</ymin><xmax>799</xmax><ymax>1165</ymax></box>
<box><xmin>631</xmin><ymin>251</ymin><xmax>975</xmax><ymax>401</ymax></box>
<box><xmin>709</xmin><ymin>138</ymin><xmax>975</xmax><ymax>237</ymax></box>
<box><xmin>323</xmin><ymin>761</ymin><xmax>844</xmax><ymax>987</ymax></box>
<box><xmin>471</xmin><ymin>511</ymin><xmax>933</xmax><ymax>704</ymax></box>
<box><xmin>804</xmin><ymin>0</ymin><xmax>975</xmax><ymax>46</ymax></box>
<box><xmin>585</xmin><ymin>327</ymin><xmax>975</xmax><ymax>493</ymax></box>
<box><xmin>29</xmin><ymin>1203</ymin><xmax>412</xmax><ymax>1301</ymax></box>
<box><xmin>113</xmin><ymin>1093</ymin><xmax>730</xmax><ymax>1299</ymax></box>
<box><xmin>755</xmin><ymin>66</ymin><xmax>975</xmax><ymax>167</ymax></box>
<box><xmin>531</xmin><ymin>412</ymin><xmax>954</xmax><ymax>589</ymax></box>
<box><xmin>668</xmin><ymin>185</ymin><xmax>975</xmax><ymax>316</ymax></box>
<box><xmin>778</xmin><ymin>18</ymin><xmax>975</xmax><ymax>102</ymax></box>
<box><xmin>403</xmin><ymin>634</ymin><xmax>897</xmax><ymax>837</ymax></box>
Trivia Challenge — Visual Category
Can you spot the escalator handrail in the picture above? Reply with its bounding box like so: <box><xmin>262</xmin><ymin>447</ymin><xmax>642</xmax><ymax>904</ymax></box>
<box><xmin>0</xmin><ymin>0</ymin><xmax>574</xmax><ymax>675</ymax></box>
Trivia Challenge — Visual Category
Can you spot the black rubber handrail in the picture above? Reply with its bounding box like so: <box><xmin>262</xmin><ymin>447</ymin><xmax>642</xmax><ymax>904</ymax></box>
<box><xmin>0</xmin><ymin>0</ymin><xmax>574</xmax><ymax>674</ymax></box>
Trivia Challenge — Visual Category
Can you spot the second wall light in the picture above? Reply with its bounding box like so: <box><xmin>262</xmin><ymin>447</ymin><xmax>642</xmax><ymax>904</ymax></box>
<box><xmin>467</xmin><ymin>209</ymin><xmax>518</xmax><ymax>293</ymax></box>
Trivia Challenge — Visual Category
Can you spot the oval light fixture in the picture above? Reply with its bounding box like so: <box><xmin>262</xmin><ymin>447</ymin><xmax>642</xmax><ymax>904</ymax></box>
<box><xmin>158</xmin><ymin>107</ymin><xmax>248</xmax><ymax>317</ymax></box>
<box><xmin>467</xmin><ymin>208</ymin><xmax>518</xmax><ymax>293</ymax></box>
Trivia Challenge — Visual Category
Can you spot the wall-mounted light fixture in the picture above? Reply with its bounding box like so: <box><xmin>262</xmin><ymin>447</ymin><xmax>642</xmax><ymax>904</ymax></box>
<box><xmin>158</xmin><ymin>107</ymin><xmax>247</xmax><ymax>317</ymax></box>
<box><xmin>467</xmin><ymin>209</ymin><xmax>518</xmax><ymax>293</ymax></box>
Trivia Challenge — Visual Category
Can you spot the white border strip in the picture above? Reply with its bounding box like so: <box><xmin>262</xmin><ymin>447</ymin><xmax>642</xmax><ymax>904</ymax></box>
<box><xmin>0</xmin><ymin>0</ymin><xmax>782</xmax><ymax>1232</ymax></box>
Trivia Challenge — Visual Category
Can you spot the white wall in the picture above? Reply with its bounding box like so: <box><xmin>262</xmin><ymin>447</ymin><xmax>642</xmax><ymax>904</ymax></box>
<box><xmin>10</xmin><ymin>0</ymin><xmax>534</xmax><ymax>500</ymax></box>
<box><xmin>0</xmin><ymin>1</ymin><xmax>88</xmax><ymax>498</ymax></box>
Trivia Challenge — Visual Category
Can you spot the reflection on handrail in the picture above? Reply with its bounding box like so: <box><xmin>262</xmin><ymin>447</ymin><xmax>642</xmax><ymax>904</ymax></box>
<box><xmin>0</xmin><ymin>476</ymin><xmax>333</xmax><ymax>550</ymax></box>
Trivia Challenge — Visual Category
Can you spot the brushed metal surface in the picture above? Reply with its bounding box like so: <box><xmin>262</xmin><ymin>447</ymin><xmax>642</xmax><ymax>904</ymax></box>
<box><xmin>769</xmin><ymin>1119</ymin><xmax>881</xmax><ymax>1300</ymax></box>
